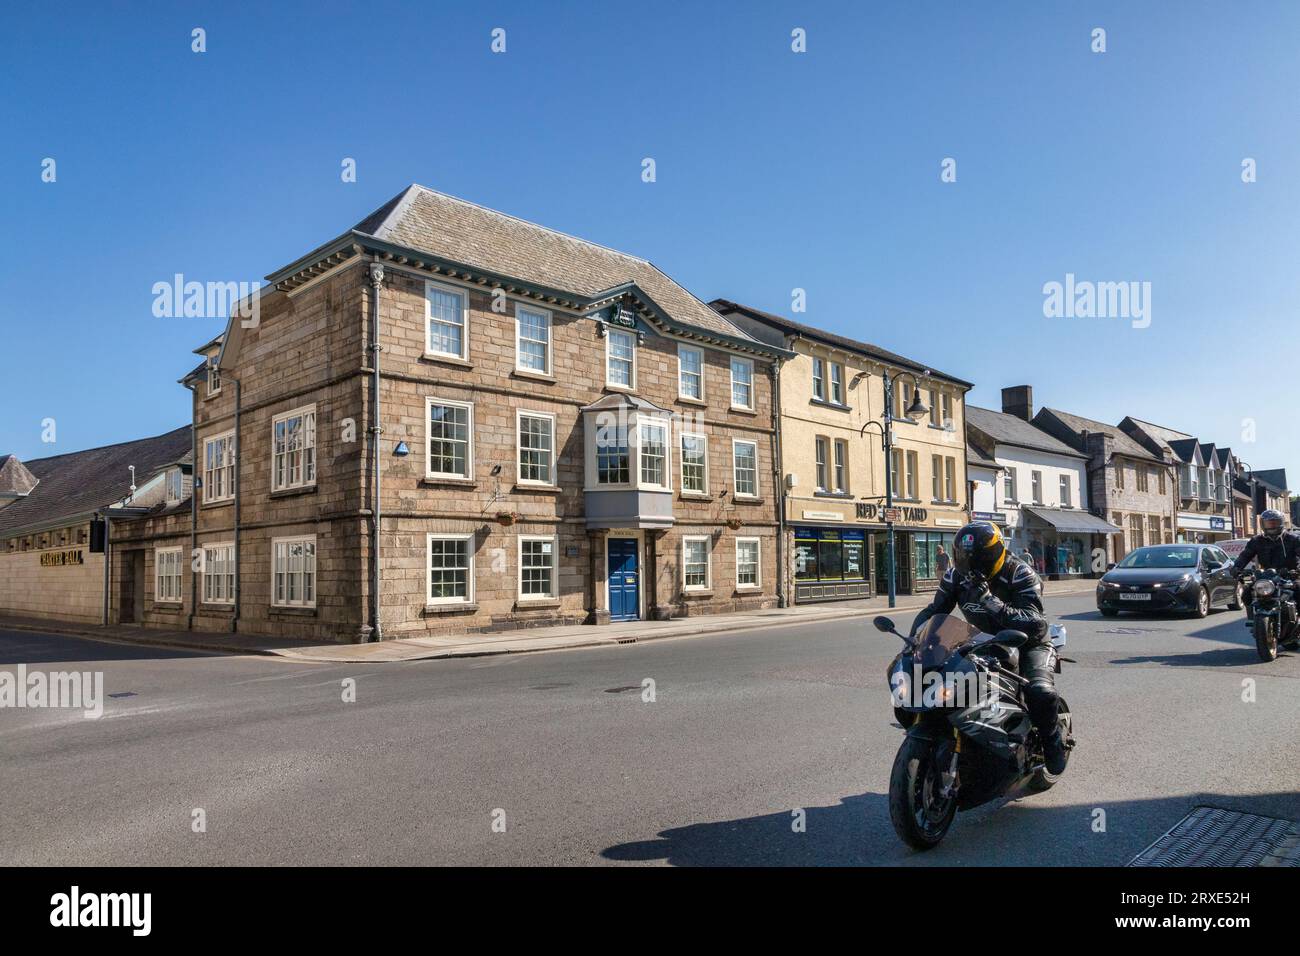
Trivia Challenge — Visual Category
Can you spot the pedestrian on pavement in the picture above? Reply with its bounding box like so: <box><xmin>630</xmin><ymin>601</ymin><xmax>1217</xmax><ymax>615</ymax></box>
<box><xmin>935</xmin><ymin>544</ymin><xmax>949</xmax><ymax>577</ymax></box>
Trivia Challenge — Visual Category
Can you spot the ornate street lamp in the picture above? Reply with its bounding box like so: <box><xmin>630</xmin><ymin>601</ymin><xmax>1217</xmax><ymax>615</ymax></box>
<box><xmin>860</xmin><ymin>371</ymin><xmax>929</xmax><ymax>608</ymax></box>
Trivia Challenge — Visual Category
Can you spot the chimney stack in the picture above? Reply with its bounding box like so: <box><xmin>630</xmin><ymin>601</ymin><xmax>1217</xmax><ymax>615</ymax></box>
<box><xmin>1001</xmin><ymin>385</ymin><xmax>1033</xmax><ymax>422</ymax></box>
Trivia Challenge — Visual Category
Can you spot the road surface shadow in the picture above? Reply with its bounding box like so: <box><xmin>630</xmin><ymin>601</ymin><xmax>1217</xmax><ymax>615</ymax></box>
<box><xmin>0</xmin><ymin>629</ymin><xmax>209</xmax><ymax>665</ymax></box>
<box><xmin>600</xmin><ymin>790</ymin><xmax>1300</xmax><ymax>867</ymax></box>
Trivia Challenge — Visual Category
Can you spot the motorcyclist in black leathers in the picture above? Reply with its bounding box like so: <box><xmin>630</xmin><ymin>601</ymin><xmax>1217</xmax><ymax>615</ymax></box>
<box><xmin>910</xmin><ymin>521</ymin><xmax>1068</xmax><ymax>774</ymax></box>
<box><xmin>1231</xmin><ymin>509</ymin><xmax>1300</xmax><ymax>621</ymax></box>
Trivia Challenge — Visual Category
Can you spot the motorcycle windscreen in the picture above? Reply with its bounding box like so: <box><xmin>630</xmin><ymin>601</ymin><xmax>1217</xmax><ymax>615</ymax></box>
<box><xmin>913</xmin><ymin>613</ymin><xmax>984</xmax><ymax>669</ymax></box>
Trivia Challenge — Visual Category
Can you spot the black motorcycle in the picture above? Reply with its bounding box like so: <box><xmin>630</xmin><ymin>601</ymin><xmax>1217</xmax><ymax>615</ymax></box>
<box><xmin>878</xmin><ymin>613</ymin><xmax>1074</xmax><ymax>850</ymax></box>
<box><xmin>1242</xmin><ymin>568</ymin><xmax>1300</xmax><ymax>662</ymax></box>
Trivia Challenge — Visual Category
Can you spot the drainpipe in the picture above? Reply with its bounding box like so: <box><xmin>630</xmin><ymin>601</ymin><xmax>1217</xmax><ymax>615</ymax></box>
<box><xmin>184</xmin><ymin>382</ymin><xmax>198</xmax><ymax>629</ymax></box>
<box><xmin>770</xmin><ymin>357</ymin><xmax>787</xmax><ymax>608</ymax></box>
<box><xmin>368</xmin><ymin>261</ymin><xmax>385</xmax><ymax>642</ymax></box>
<box><xmin>100</xmin><ymin>512</ymin><xmax>111</xmax><ymax>625</ymax></box>
<box><xmin>231</xmin><ymin>376</ymin><xmax>242</xmax><ymax>632</ymax></box>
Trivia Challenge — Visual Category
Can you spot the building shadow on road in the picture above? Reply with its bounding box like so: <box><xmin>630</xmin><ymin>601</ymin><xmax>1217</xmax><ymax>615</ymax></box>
<box><xmin>600</xmin><ymin>790</ymin><xmax>1300</xmax><ymax>867</ymax></box>
<box><xmin>0</xmin><ymin>630</ymin><xmax>210</xmax><ymax>665</ymax></box>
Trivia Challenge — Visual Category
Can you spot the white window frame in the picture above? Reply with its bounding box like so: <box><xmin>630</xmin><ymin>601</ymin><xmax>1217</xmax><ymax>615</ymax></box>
<box><xmin>517</xmin><ymin>534</ymin><xmax>558</xmax><ymax>602</ymax></box>
<box><xmin>815</xmin><ymin>436</ymin><xmax>829</xmax><ymax>492</ymax></box>
<box><xmin>677</xmin><ymin>344</ymin><xmax>704</xmax><ymax>401</ymax></box>
<box><xmin>427</xmin><ymin>532</ymin><xmax>475</xmax><ymax>606</ymax></box>
<box><xmin>207</xmin><ymin>358</ymin><xmax>221</xmax><ymax>397</ymax></box>
<box><xmin>812</xmin><ymin>357</ymin><xmax>826</xmax><ymax>401</ymax></box>
<box><xmin>944</xmin><ymin>457</ymin><xmax>956</xmax><ymax>502</ymax></box>
<box><xmin>1003</xmin><ymin>469</ymin><xmax>1017</xmax><ymax>503</ymax></box>
<box><xmin>680</xmin><ymin>432</ymin><xmax>709</xmax><ymax>495</ymax></box>
<box><xmin>426</xmin><ymin>398</ymin><xmax>474</xmax><ymax>480</ymax></box>
<box><xmin>1059</xmin><ymin>474</ymin><xmax>1071</xmax><ymax>507</ymax></box>
<box><xmin>730</xmin><ymin>356</ymin><xmax>754</xmax><ymax>410</ymax></box>
<box><xmin>202</xmin><ymin>541</ymin><xmax>235</xmax><ymax>605</ymax></box>
<box><xmin>271</xmin><ymin>535</ymin><xmax>317</xmax><ymax>609</ymax></box>
<box><xmin>682</xmin><ymin>535</ymin><xmax>711</xmax><ymax>592</ymax></box>
<box><xmin>155</xmin><ymin>547</ymin><xmax>183</xmax><ymax>604</ymax></box>
<box><xmin>203</xmin><ymin>430</ymin><xmax>236</xmax><ymax>504</ymax></box>
<box><xmin>1031</xmin><ymin>470</ymin><xmax>1043</xmax><ymax>504</ymax></box>
<box><xmin>514</xmin><ymin>303</ymin><xmax>552</xmax><ymax>375</ymax></box>
<box><xmin>735</xmin><ymin>537</ymin><xmax>761</xmax><ymax>590</ymax></box>
<box><xmin>425</xmin><ymin>279</ymin><xmax>470</xmax><ymax>361</ymax></box>
<box><xmin>638</xmin><ymin>418</ymin><xmax>672</xmax><ymax>491</ymax></box>
<box><xmin>516</xmin><ymin>410</ymin><xmax>556</xmax><ymax>486</ymax></box>
<box><xmin>606</xmin><ymin>328</ymin><xmax>637</xmax><ymax>389</ymax></box>
<box><xmin>165</xmin><ymin>468</ymin><xmax>184</xmax><ymax>502</ymax></box>
<box><xmin>733</xmin><ymin>439</ymin><xmax>759</xmax><ymax>498</ymax></box>
<box><xmin>829</xmin><ymin>363</ymin><xmax>844</xmax><ymax>405</ymax></box>
<box><xmin>271</xmin><ymin>403</ymin><xmax>317</xmax><ymax>492</ymax></box>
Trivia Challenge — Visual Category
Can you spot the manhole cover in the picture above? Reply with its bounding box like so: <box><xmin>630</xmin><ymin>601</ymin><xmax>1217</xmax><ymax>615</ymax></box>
<box><xmin>1129</xmin><ymin>806</ymin><xmax>1300</xmax><ymax>867</ymax></box>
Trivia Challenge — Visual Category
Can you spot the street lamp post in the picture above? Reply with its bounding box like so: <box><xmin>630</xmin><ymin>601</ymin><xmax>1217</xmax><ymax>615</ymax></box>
<box><xmin>860</xmin><ymin>371</ymin><xmax>930</xmax><ymax>608</ymax></box>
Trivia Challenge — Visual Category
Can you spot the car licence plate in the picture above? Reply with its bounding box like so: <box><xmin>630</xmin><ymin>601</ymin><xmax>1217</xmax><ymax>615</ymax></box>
<box><xmin>1119</xmin><ymin>593</ymin><xmax>1152</xmax><ymax>601</ymax></box>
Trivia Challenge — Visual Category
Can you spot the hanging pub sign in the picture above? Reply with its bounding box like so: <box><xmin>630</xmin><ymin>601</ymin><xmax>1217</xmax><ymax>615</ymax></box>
<box><xmin>604</xmin><ymin>305</ymin><xmax>637</xmax><ymax>329</ymax></box>
<box><xmin>41</xmin><ymin>549</ymin><xmax>85</xmax><ymax>567</ymax></box>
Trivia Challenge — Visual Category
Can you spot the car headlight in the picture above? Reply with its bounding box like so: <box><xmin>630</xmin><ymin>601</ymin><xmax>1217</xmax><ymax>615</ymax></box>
<box><xmin>1255</xmin><ymin>580</ymin><xmax>1276</xmax><ymax>598</ymax></box>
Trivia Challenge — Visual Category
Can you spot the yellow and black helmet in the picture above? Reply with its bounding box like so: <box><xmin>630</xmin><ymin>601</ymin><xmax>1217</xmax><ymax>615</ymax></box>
<box><xmin>952</xmin><ymin>521</ymin><xmax>1008</xmax><ymax>578</ymax></box>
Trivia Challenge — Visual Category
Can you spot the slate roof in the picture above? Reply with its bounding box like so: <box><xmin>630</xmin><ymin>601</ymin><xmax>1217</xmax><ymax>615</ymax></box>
<box><xmin>350</xmin><ymin>184</ymin><xmax>755</xmax><ymax>342</ymax></box>
<box><xmin>0</xmin><ymin>455</ymin><xmax>38</xmax><ymax>497</ymax></box>
<box><xmin>1254</xmin><ymin>468</ymin><xmax>1289</xmax><ymax>493</ymax></box>
<box><xmin>708</xmin><ymin>298</ymin><xmax>972</xmax><ymax>387</ymax></box>
<box><xmin>1038</xmin><ymin>408</ymin><xmax>1163</xmax><ymax>463</ymax></box>
<box><xmin>966</xmin><ymin>442</ymin><xmax>1000</xmax><ymax>469</ymax></box>
<box><xmin>965</xmin><ymin>406</ymin><xmax>1086</xmax><ymax>459</ymax></box>
<box><xmin>0</xmin><ymin>426</ymin><xmax>192</xmax><ymax>536</ymax></box>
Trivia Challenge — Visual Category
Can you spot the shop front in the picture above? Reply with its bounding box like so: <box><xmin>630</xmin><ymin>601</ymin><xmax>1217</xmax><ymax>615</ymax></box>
<box><xmin>793</xmin><ymin>526</ymin><xmax>872</xmax><ymax>602</ymax></box>
<box><xmin>1020</xmin><ymin>507</ymin><xmax>1123</xmax><ymax>579</ymax></box>
<box><xmin>863</xmin><ymin>502</ymin><xmax>964</xmax><ymax>596</ymax></box>
<box><xmin>1176</xmin><ymin>513</ymin><xmax>1231</xmax><ymax>544</ymax></box>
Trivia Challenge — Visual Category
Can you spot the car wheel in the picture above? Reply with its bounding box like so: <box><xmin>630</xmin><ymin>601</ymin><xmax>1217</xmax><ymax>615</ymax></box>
<box><xmin>1192</xmin><ymin>586</ymin><xmax>1210</xmax><ymax>618</ymax></box>
<box><xmin>1228</xmin><ymin>582</ymin><xmax>1244</xmax><ymax>611</ymax></box>
<box><xmin>1099</xmin><ymin>607</ymin><xmax>1119</xmax><ymax>617</ymax></box>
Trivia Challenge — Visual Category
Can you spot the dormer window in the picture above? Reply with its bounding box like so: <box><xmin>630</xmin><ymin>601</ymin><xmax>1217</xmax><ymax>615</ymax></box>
<box><xmin>165</xmin><ymin>469</ymin><xmax>184</xmax><ymax>502</ymax></box>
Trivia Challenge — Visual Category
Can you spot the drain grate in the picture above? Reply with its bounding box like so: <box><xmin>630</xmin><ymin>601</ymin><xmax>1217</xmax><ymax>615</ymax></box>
<box><xmin>1129</xmin><ymin>805</ymin><xmax>1300</xmax><ymax>867</ymax></box>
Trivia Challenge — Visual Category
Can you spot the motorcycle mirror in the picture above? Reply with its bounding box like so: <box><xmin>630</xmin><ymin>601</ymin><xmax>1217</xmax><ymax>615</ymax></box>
<box><xmin>873</xmin><ymin>616</ymin><xmax>896</xmax><ymax>633</ymax></box>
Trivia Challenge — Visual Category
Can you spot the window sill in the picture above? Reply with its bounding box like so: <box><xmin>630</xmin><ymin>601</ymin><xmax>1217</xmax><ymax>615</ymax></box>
<box><xmin>270</xmin><ymin>605</ymin><xmax>317</xmax><ymax>616</ymax></box>
<box><xmin>512</xmin><ymin>369</ymin><xmax>555</xmax><ymax>384</ymax></box>
<box><xmin>733</xmin><ymin>496</ymin><xmax>766</xmax><ymax>505</ymax></box>
<box><xmin>729</xmin><ymin>406</ymin><xmax>757</xmax><ymax>416</ymax></box>
<box><xmin>419</xmin><ymin>477</ymin><xmax>477</xmax><ymax>489</ymax></box>
<box><xmin>201</xmin><ymin>499</ymin><xmax>235</xmax><ymax>510</ymax></box>
<box><xmin>199</xmin><ymin>603</ymin><xmax>235</xmax><ymax>611</ymax></box>
<box><xmin>681</xmin><ymin>589</ymin><xmax>713</xmax><ymax>599</ymax></box>
<box><xmin>421</xmin><ymin>353</ymin><xmax>473</xmax><ymax>369</ymax></box>
<box><xmin>271</xmin><ymin>485</ymin><xmax>317</xmax><ymax>500</ymax></box>
<box><xmin>814</xmin><ymin>491</ymin><xmax>852</xmax><ymax>499</ymax></box>
<box><xmin>680</xmin><ymin>492</ymin><xmax>712</xmax><ymax>501</ymax></box>
<box><xmin>514</xmin><ymin>598</ymin><xmax>561</xmax><ymax>610</ymax></box>
<box><xmin>810</xmin><ymin>398</ymin><xmax>851</xmax><ymax>413</ymax></box>
<box><xmin>735</xmin><ymin>585</ymin><xmax>763</xmax><ymax>594</ymax></box>
<box><xmin>677</xmin><ymin>395</ymin><xmax>707</xmax><ymax>407</ymax></box>
<box><xmin>422</xmin><ymin>602</ymin><xmax>478</xmax><ymax>616</ymax></box>
<box><xmin>515</xmin><ymin>483</ymin><xmax>562</xmax><ymax>494</ymax></box>
<box><xmin>603</xmin><ymin>384</ymin><xmax>637</xmax><ymax>395</ymax></box>
<box><xmin>154</xmin><ymin>601</ymin><xmax>183</xmax><ymax>608</ymax></box>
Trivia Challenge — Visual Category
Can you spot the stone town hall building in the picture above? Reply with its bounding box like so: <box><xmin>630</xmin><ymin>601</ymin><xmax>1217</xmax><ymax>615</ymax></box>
<box><xmin>0</xmin><ymin>186</ymin><xmax>789</xmax><ymax>642</ymax></box>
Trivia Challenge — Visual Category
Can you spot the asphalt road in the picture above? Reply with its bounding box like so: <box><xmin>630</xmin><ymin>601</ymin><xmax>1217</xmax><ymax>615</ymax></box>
<box><xmin>1</xmin><ymin>592</ymin><xmax>1297</xmax><ymax>866</ymax></box>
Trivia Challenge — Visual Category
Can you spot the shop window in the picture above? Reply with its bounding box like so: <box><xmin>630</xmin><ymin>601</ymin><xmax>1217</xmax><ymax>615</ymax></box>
<box><xmin>914</xmin><ymin>531</ymin><xmax>956</xmax><ymax>581</ymax></box>
<box><xmin>794</xmin><ymin>529</ymin><xmax>866</xmax><ymax>583</ymax></box>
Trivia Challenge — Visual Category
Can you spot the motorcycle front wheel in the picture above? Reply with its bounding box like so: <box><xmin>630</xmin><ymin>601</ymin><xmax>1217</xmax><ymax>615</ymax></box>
<box><xmin>888</xmin><ymin>735</ymin><xmax>956</xmax><ymax>850</ymax></box>
<box><xmin>1255</xmin><ymin>616</ymin><xmax>1278</xmax><ymax>662</ymax></box>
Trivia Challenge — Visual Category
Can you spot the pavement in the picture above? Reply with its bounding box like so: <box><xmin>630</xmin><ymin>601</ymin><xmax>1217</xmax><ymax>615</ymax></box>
<box><xmin>0</xmin><ymin>578</ymin><xmax>1099</xmax><ymax>662</ymax></box>
<box><xmin>1</xmin><ymin>590</ymin><xmax>1297</xmax><ymax>866</ymax></box>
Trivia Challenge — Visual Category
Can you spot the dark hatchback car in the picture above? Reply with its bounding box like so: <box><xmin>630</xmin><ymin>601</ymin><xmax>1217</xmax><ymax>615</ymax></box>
<box><xmin>1096</xmin><ymin>544</ymin><xmax>1243</xmax><ymax>618</ymax></box>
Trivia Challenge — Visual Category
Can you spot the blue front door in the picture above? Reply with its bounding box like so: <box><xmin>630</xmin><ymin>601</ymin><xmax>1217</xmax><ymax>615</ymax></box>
<box><xmin>607</xmin><ymin>538</ymin><xmax>640</xmax><ymax>622</ymax></box>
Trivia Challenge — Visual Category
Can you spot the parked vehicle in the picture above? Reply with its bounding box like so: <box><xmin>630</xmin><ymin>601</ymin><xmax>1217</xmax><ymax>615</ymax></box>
<box><xmin>1096</xmin><ymin>544</ymin><xmax>1241</xmax><ymax>618</ymax></box>
<box><xmin>878</xmin><ymin>613</ymin><xmax>1074</xmax><ymax>850</ymax></box>
<box><xmin>1240</xmin><ymin>567</ymin><xmax>1300</xmax><ymax>661</ymax></box>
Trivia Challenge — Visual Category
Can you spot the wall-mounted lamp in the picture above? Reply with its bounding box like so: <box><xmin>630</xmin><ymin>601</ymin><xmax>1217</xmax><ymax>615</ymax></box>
<box><xmin>393</xmin><ymin>441</ymin><xmax>410</xmax><ymax>457</ymax></box>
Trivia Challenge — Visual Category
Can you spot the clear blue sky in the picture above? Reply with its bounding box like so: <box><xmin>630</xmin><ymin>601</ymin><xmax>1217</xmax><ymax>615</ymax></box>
<box><xmin>2</xmin><ymin>1</ymin><xmax>1297</xmax><ymax>489</ymax></box>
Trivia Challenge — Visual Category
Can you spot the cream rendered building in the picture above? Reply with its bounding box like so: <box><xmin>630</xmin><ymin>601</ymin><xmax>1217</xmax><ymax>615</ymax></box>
<box><xmin>711</xmin><ymin>300</ymin><xmax>972</xmax><ymax>603</ymax></box>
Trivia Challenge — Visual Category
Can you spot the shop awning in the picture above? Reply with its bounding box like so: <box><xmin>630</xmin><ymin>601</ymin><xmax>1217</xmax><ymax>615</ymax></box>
<box><xmin>1022</xmin><ymin>507</ymin><xmax>1123</xmax><ymax>535</ymax></box>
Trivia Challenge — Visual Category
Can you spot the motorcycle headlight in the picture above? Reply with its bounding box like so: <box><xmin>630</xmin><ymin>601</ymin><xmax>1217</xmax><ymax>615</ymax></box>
<box><xmin>1255</xmin><ymin>580</ymin><xmax>1276</xmax><ymax>598</ymax></box>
